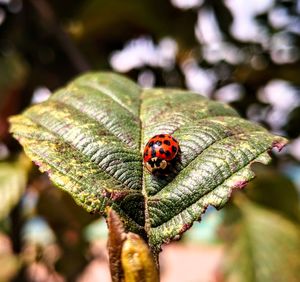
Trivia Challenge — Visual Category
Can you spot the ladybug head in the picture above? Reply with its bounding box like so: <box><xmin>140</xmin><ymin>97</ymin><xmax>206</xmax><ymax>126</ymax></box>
<box><xmin>145</xmin><ymin>157</ymin><xmax>168</xmax><ymax>173</ymax></box>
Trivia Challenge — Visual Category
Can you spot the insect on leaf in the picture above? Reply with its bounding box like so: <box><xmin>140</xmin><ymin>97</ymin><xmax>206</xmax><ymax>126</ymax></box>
<box><xmin>9</xmin><ymin>72</ymin><xmax>287</xmax><ymax>250</ymax></box>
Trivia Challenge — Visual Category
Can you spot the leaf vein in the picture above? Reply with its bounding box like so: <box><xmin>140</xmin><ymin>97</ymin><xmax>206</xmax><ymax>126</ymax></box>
<box><xmin>150</xmin><ymin>147</ymin><xmax>271</xmax><ymax>229</ymax></box>
<box><xmin>77</xmin><ymin>83</ymin><xmax>137</xmax><ymax>117</ymax></box>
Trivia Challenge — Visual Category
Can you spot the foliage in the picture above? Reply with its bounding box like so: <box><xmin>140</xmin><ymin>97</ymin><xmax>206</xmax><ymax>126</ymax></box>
<box><xmin>0</xmin><ymin>0</ymin><xmax>299</xmax><ymax>281</ymax></box>
<box><xmin>0</xmin><ymin>154</ymin><xmax>31</xmax><ymax>220</ymax></box>
<box><xmin>221</xmin><ymin>168</ymin><xmax>300</xmax><ymax>281</ymax></box>
<box><xmin>222</xmin><ymin>197</ymin><xmax>300</xmax><ymax>282</ymax></box>
<box><xmin>10</xmin><ymin>72</ymin><xmax>287</xmax><ymax>251</ymax></box>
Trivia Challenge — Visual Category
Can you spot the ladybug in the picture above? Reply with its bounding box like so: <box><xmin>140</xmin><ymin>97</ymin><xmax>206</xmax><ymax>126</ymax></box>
<box><xmin>143</xmin><ymin>134</ymin><xmax>179</xmax><ymax>173</ymax></box>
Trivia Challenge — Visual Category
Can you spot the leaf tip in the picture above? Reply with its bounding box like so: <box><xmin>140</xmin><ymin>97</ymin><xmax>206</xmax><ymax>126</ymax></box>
<box><xmin>271</xmin><ymin>137</ymin><xmax>288</xmax><ymax>152</ymax></box>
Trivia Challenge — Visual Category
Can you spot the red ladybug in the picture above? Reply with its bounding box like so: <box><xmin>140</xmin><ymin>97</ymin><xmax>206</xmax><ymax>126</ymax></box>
<box><xmin>143</xmin><ymin>134</ymin><xmax>179</xmax><ymax>173</ymax></box>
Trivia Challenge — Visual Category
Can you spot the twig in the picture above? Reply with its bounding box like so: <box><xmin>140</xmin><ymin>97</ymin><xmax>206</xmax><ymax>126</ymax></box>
<box><xmin>29</xmin><ymin>0</ymin><xmax>91</xmax><ymax>73</ymax></box>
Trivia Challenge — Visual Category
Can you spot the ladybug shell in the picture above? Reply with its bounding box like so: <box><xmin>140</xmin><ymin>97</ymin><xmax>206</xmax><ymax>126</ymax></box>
<box><xmin>143</xmin><ymin>134</ymin><xmax>179</xmax><ymax>172</ymax></box>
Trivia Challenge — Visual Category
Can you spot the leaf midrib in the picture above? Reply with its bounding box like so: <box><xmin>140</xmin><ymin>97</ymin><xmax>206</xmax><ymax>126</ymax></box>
<box><xmin>77</xmin><ymin>82</ymin><xmax>138</xmax><ymax>117</ymax></box>
<box><xmin>139</xmin><ymin>89</ymin><xmax>151</xmax><ymax>233</ymax></box>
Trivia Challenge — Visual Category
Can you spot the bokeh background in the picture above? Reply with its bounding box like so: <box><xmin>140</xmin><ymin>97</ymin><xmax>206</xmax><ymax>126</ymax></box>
<box><xmin>1</xmin><ymin>0</ymin><xmax>300</xmax><ymax>281</ymax></box>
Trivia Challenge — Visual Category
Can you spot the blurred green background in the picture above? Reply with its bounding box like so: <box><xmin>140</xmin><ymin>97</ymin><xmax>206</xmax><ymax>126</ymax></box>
<box><xmin>0</xmin><ymin>0</ymin><xmax>300</xmax><ymax>281</ymax></box>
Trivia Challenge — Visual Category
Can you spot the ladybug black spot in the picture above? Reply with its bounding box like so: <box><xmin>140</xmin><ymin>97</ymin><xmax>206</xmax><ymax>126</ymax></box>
<box><xmin>165</xmin><ymin>150</ymin><xmax>171</xmax><ymax>157</ymax></box>
<box><xmin>149</xmin><ymin>141</ymin><xmax>154</xmax><ymax>147</ymax></box>
<box><xmin>159</xmin><ymin>134</ymin><xmax>165</xmax><ymax>138</ymax></box>
<box><xmin>155</xmin><ymin>158</ymin><xmax>162</xmax><ymax>166</ymax></box>
<box><xmin>156</xmin><ymin>141</ymin><xmax>162</xmax><ymax>146</ymax></box>
<box><xmin>172</xmin><ymin>146</ymin><xmax>177</xmax><ymax>152</ymax></box>
<box><xmin>151</xmin><ymin>150</ymin><xmax>156</xmax><ymax>157</ymax></box>
<box><xmin>163</xmin><ymin>140</ymin><xmax>171</xmax><ymax>145</ymax></box>
<box><xmin>159</xmin><ymin>148</ymin><xmax>165</xmax><ymax>154</ymax></box>
<box><xmin>148</xmin><ymin>159</ymin><xmax>155</xmax><ymax>168</ymax></box>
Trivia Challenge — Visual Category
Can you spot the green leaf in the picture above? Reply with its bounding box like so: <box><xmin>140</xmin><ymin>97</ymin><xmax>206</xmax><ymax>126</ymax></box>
<box><xmin>0</xmin><ymin>155</ymin><xmax>30</xmax><ymax>220</ymax></box>
<box><xmin>222</xmin><ymin>197</ymin><xmax>300</xmax><ymax>282</ymax></box>
<box><xmin>9</xmin><ymin>72</ymin><xmax>287</xmax><ymax>249</ymax></box>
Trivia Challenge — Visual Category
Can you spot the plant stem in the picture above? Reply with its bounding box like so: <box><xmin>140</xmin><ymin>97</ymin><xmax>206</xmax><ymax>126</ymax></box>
<box><xmin>29</xmin><ymin>0</ymin><xmax>91</xmax><ymax>73</ymax></box>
